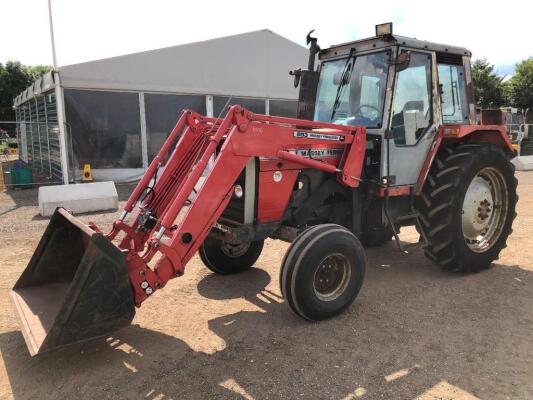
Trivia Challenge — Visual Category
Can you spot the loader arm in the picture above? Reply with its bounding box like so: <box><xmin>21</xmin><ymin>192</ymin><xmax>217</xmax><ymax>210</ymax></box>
<box><xmin>107</xmin><ymin>106</ymin><xmax>366</xmax><ymax>306</ymax></box>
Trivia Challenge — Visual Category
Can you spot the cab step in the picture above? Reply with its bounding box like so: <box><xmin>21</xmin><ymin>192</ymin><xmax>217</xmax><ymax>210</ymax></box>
<box><xmin>382</xmin><ymin>188</ymin><xmax>428</xmax><ymax>253</ymax></box>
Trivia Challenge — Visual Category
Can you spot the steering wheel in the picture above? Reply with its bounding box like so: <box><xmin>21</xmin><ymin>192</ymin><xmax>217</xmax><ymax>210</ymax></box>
<box><xmin>354</xmin><ymin>104</ymin><xmax>381</xmax><ymax>119</ymax></box>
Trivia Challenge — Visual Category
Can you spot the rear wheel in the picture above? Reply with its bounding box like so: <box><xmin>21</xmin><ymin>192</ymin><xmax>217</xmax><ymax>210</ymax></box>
<box><xmin>199</xmin><ymin>237</ymin><xmax>264</xmax><ymax>275</ymax></box>
<box><xmin>280</xmin><ymin>224</ymin><xmax>366</xmax><ymax>321</ymax></box>
<box><xmin>417</xmin><ymin>143</ymin><xmax>517</xmax><ymax>272</ymax></box>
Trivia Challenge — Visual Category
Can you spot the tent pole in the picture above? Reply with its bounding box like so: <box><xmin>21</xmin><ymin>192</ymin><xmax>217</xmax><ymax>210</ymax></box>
<box><xmin>54</xmin><ymin>81</ymin><xmax>69</xmax><ymax>184</ymax></box>
<box><xmin>48</xmin><ymin>0</ymin><xmax>69</xmax><ymax>184</ymax></box>
<box><xmin>47</xmin><ymin>0</ymin><xmax>58</xmax><ymax>70</ymax></box>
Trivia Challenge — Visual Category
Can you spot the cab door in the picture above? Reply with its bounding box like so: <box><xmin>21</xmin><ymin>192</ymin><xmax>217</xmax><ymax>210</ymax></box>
<box><xmin>384</xmin><ymin>49</ymin><xmax>440</xmax><ymax>186</ymax></box>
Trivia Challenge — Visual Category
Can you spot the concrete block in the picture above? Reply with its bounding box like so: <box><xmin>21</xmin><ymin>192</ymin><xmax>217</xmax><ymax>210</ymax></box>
<box><xmin>512</xmin><ymin>155</ymin><xmax>533</xmax><ymax>171</ymax></box>
<box><xmin>38</xmin><ymin>181</ymin><xmax>118</xmax><ymax>217</ymax></box>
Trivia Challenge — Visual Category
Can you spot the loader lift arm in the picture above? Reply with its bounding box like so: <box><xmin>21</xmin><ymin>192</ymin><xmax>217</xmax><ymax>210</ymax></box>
<box><xmin>105</xmin><ymin>106</ymin><xmax>366</xmax><ymax>306</ymax></box>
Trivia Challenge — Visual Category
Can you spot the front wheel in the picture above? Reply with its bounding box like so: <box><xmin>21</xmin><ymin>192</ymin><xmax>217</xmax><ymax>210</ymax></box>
<box><xmin>199</xmin><ymin>237</ymin><xmax>264</xmax><ymax>275</ymax></box>
<box><xmin>417</xmin><ymin>143</ymin><xmax>517</xmax><ymax>272</ymax></box>
<box><xmin>280</xmin><ymin>224</ymin><xmax>366</xmax><ymax>321</ymax></box>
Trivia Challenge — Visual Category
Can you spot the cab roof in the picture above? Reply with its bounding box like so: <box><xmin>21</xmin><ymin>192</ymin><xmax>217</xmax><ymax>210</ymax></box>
<box><xmin>319</xmin><ymin>34</ymin><xmax>472</xmax><ymax>60</ymax></box>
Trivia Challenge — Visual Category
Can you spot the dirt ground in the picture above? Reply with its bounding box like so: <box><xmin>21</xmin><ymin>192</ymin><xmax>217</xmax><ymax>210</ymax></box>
<box><xmin>0</xmin><ymin>174</ymin><xmax>531</xmax><ymax>400</ymax></box>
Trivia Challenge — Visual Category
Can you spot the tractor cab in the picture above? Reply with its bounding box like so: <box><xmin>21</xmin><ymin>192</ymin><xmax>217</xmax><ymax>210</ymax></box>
<box><xmin>298</xmin><ymin>23</ymin><xmax>476</xmax><ymax>186</ymax></box>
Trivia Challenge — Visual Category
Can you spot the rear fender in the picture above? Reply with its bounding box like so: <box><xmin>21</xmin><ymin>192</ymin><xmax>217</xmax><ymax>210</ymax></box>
<box><xmin>415</xmin><ymin>125</ymin><xmax>513</xmax><ymax>195</ymax></box>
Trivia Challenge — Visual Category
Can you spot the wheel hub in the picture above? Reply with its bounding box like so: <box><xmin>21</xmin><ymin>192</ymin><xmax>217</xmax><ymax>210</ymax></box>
<box><xmin>462</xmin><ymin>176</ymin><xmax>493</xmax><ymax>237</ymax></box>
<box><xmin>220</xmin><ymin>242</ymin><xmax>251</xmax><ymax>258</ymax></box>
<box><xmin>461</xmin><ymin>168</ymin><xmax>508</xmax><ymax>252</ymax></box>
<box><xmin>313</xmin><ymin>254</ymin><xmax>351</xmax><ymax>301</ymax></box>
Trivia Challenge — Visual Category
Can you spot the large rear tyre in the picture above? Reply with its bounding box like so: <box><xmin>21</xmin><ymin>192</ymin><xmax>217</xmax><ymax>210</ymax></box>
<box><xmin>199</xmin><ymin>237</ymin><xmax>264</xmax><ymax>275</ymax></box>
<box><xmin>280</xmin><ymin>224</ymin><xmax>366</xmax><ymax>321</ymax></box>
<box><xmin>417</xmin><ymin>143</ymin><xmax>517</xmax><ymax>272</ymax></box>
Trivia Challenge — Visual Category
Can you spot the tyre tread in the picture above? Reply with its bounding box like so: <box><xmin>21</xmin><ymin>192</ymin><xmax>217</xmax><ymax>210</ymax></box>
<box><xmin>417</xmin><ymin>142</ymin><xmax>518</xmax><ymax>273</ymax></box>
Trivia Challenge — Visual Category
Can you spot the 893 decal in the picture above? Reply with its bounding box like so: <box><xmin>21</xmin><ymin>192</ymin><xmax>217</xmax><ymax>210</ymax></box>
<box><xmin>293</xmin><ymin>131</ymin><xmax>345</xmax><ymax>141</ymax></box>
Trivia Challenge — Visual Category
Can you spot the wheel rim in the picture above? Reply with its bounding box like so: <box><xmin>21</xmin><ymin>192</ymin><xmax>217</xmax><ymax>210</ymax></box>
<box><xmin>461</xmin><ymin>167</ymin><xmax>508</xmax><ymax>253</ymax></box>
<box><xmin>220</xmin><ymin>241</ymin><xmax>251</xmax><ymax>258</ymax></box>
<box><xmin>313</xmin><ymin>253</ymin><xmax>352</xmax><ymax>301</ymax></box>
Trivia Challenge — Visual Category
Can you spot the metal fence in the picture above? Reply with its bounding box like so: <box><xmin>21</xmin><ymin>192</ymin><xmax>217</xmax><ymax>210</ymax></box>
<box><xmin>8</xmin><ymin>90</ymin><xmax>63</xmax><ymax>183</ymax></box>
<box><xmin>0</xmin><ymin>119</ymin><xmax>64</xmax><ymax>185</ymax></box>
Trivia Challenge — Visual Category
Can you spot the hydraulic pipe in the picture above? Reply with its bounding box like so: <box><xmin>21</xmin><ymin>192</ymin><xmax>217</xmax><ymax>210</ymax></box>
<box><xmin>158</xmin><ymin>108</ymin><xmax>237</xmax><ymax>230</ymax></box>
<box><xmin>123</xmin><ymin>111</ymin><xmax>189</xmax><ymax>212</ymax></box>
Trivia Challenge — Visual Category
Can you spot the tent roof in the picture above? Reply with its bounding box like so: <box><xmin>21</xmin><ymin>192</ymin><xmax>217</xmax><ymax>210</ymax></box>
<box><xmin>15</xmin><ymin>30</ymin><xmax>307</xmax><ymax>107</ymax></box>
<box><xmin>58</xmin><ymin>29</ymin><xmax>307</xmax><ymax>98</ymax></box>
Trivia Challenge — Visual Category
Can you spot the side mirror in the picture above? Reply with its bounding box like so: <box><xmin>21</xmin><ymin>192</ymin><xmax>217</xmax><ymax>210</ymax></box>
<box><xmin>289</xmin><ymin>69</ymin><xmax>302</xmax><ymax>88</ymax></box>
<box><xmin>396</xmin><ymin>50</ymin><xmax>411</xmax><ymax>72</ymax></box>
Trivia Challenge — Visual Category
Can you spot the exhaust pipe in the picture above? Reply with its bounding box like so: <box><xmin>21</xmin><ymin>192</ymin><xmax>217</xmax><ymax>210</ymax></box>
<box><xmin>10</xmin><ymin>208</ymin><xmax>135</xmax><ymax>356</ymax></box>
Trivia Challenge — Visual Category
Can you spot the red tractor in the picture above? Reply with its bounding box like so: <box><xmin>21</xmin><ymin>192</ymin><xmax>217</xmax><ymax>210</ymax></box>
<box><xmin>11</xmin><ymin>24</ymin><xmax>517</xmax><ymax>355</ymax></box>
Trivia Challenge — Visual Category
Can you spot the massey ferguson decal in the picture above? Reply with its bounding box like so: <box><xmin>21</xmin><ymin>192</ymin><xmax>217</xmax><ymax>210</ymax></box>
<box><xmin>293</xmin><ymin>131</ymin><xmax>345</xmax><ymax>141</ymax></box>
<box><xmin>288</xmin><ymin>148</ymin><xmax>344</xmax><ymax>158</ymax></box>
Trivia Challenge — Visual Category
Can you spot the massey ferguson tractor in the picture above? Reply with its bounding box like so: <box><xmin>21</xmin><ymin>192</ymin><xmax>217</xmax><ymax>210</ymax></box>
<box><xmin>11</xmin><ymin>24</ymin><xmax>517</xmax><ymax>356</ymax></box>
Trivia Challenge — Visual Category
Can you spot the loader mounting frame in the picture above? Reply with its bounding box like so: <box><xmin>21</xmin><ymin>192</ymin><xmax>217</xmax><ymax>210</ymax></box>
<box><xmin>103</xmin><ymin>106</ymin><xmax>366</xmax><ymax>306</ymax></box>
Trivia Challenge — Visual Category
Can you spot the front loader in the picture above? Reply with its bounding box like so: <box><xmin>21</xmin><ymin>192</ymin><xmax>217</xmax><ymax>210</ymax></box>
<box><xmin>11</xmin><ymin>23</ymin><xmax>517</xmax><ymax>355</ymax></box>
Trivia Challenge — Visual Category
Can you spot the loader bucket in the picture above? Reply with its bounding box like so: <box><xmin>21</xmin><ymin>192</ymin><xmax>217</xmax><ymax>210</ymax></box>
<box><xmin>10</xmin><ymin>208</ymin><xmax>135</xmax><ymax>356</ymax></box>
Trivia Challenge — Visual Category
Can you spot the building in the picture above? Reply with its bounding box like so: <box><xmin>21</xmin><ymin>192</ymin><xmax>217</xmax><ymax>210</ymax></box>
<box><xmin>12</xmin><ymin>30</ymin><xmax>307</xmax><ymax>183</ymax></box>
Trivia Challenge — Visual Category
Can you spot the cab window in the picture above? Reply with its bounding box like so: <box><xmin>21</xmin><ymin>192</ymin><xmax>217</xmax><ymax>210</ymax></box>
<box><xmin>314</xmin><ymin>51</ymin><xmax>390</xmax><ymax>128</ymax></box>
<box><xmin>390</xmin><ymin>52</ymin><xmax>432</xmax><ymax>146</ymax></box>
<box><xmin>438</xmin><ymin>63</ymin><xmax>468</xmax><ymax>124</ymax></box>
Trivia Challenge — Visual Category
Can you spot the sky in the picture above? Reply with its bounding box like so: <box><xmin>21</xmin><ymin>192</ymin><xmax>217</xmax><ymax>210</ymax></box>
<box><xmin>1</xmin><ymin>0</ymin><xmax>531</xmax><ymax>76</ymax></box>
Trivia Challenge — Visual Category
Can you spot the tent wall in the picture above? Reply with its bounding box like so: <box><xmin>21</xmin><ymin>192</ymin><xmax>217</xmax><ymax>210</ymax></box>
<box><xmin>63</xmin><ymin>89</ymin><xmax>143</xmax><ymax>170</ymax></box>
<box><xmin>144</xmin><ymin>93</ymin><xmax>207</xmax><ymax>162</ymax></box>
<box><xmin>61</xmin><ymin>88</ymin><xmax>298</xmax><ymax>182</ymax></box>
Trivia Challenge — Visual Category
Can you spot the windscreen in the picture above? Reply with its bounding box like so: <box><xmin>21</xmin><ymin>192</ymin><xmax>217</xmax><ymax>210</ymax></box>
<box><xmin>314</xmin><ymin>51</ymin><xmax>390</xmax><ymax>128</ymax></box>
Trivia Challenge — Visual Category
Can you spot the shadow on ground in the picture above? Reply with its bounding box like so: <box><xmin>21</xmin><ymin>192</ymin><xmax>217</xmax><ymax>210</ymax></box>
<box><xmin>1</xmin><ymin>247</ymin><xmax>532</xmax><ymax>400</ymax></box>
<box><xmin>0</xmin><ymin>187</ymin><xmax>38</xmax><ymax>218</ymax></box>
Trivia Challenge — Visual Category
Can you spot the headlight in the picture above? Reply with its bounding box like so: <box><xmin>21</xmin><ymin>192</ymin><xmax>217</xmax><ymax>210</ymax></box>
<box><xmin>234</xmin><ymin>184</ymin><xmax>243</xmax><ymax>198</ymax></box>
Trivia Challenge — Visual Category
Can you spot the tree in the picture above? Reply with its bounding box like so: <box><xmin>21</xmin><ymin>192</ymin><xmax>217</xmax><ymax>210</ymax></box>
<box><xmin>471</xmin><ymin>59</ymin><xmax>506</xmax><ymax>108</ymax></box>
<box><xmin>0</xmin><ymin>61</ymin><xmax>52</xmax><ymax>123</ymax></box>
<box><xmin>506</xmin><ymin>58</ymin><xmax>533</xmax><ymax>110</ymax></box>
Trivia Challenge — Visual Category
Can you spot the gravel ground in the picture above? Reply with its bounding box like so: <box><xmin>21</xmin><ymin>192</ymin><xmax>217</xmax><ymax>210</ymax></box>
<box><xmin>0</xmin><ymin>174</ymin><xmax>531</xmax><ymax>400</ymax></box>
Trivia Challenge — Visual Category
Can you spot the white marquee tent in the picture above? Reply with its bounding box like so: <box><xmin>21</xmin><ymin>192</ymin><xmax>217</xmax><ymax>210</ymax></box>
<box><xmin>13</xmin><ymin>30</ymin><xmax>307</xmax><ymax>183</ymax></box>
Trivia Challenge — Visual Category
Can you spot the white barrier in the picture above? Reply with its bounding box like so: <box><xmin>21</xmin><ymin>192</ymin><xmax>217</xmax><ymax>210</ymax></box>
<box><xmin>512</xmin><ymin>155</ymin><xmax>533</xmax><ymax>171</ymax></box>
<box><xmin>38</xmin><ymin>181</ymin><xmax>118</xmax><ymax>217</ymax></box>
